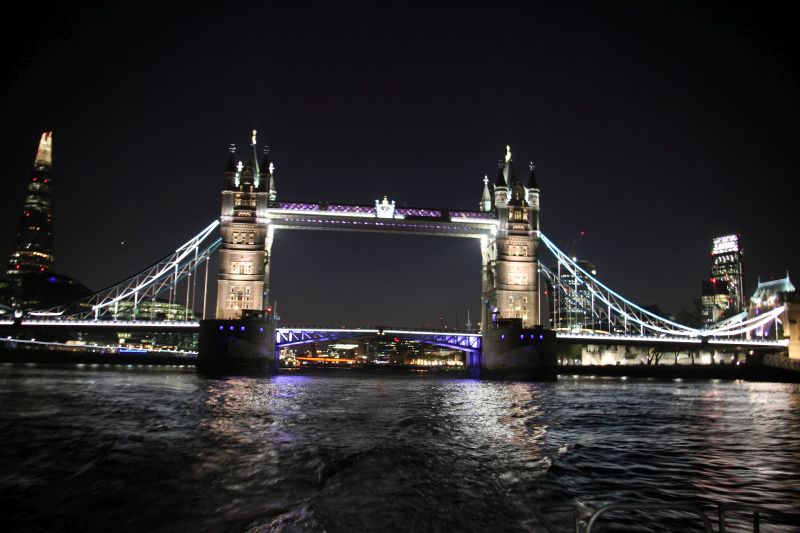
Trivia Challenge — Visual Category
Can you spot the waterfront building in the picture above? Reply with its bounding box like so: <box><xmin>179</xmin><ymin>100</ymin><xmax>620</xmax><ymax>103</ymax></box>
<box><xmin>214</xmin><ymin>131</ymin><xmax>276</xmax><ymax>320</ymax></box>
<box><xmin>6</xmin><ymin>132</ymin><xmax>56</xmax><ymax>279</ymax></box>
<box><xmin>701</xmin><ymin>234</ymin><xmax>745</xmax><ymax>323</ymax></box>
<box><xmin>548</xmin><ymin>259</ymin><xmax>598</xmax><ymax>331</ymax></box>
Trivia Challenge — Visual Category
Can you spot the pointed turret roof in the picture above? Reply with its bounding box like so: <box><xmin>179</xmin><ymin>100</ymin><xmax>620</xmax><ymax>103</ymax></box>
<box><xmin>481</xmin><ymin>175</ymin><xmax>491</xmax><ymax>202</ymax></box>
<box><xmin>500</xmin><ymin>145</ymin><xmax>517</xmax><ymax>187</ymax></box>
<box><xmin>225</xmin><ymin>144</ymin><xmax>237</xmax><ymax>173</ymax></box>
<box><xmin>494</xmin><ymin>161</ymin><xmax>506</xmax><ymax>187</ymax></box>
<box><xmin>260</xmin><ymin>145</ymin><xmax>271</xmax><ymax>171</ymax></box>
<box><xmin>505</xmin><ymin>158</ymin><xmax>518</xmax><ymax>187</ymax></box>
<box><xmin>527</xmin><ymin>162</ymin><xmax>538</xmax><ymax>189</ymax></box>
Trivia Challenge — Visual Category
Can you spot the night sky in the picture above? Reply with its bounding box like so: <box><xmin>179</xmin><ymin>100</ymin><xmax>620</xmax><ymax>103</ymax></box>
<box><xmin>1</xmin><ymin>2</ymin><xmax>798</xmax><ymax>328</ymax></box>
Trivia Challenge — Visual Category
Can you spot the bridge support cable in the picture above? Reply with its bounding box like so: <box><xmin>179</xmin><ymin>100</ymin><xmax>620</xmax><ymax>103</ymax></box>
<box><xmin>540</xmin><ymin>233</ymin><xmax>699</xmax><ymax>337</ymax></box>
<box><xmin>31</xmin><ymin>220</ymin><xmax>222</xmax><ymax>321</ymax></box>
<box><xmin>538</xmin><ymin>233</ymin><xmax>785</xmax><ymax>341</ymax></box>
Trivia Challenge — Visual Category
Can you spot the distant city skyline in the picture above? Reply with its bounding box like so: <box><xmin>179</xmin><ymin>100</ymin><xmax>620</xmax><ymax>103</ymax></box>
<box><xmin>1</xmin><ymin>2</ymin><xmax>797</xmax><ymax>326</ymax></box>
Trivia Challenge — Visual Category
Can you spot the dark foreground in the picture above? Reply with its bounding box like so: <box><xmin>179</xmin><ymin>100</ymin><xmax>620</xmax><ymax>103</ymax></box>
<box><xmin>2</xmin><ymin>364</ymin><xmax>799</xmax><ymax>531</ymax></box>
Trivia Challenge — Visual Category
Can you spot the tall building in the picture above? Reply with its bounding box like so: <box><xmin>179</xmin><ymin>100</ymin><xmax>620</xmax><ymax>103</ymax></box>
<box><xmin>548</xmin><ymin>259</ymin><xmax>597</xmax><ymax>331</ymax></box>
<box><xmin>214</xmin><ymin>131</ymin><xmax>276</xmax><ymax>320</ymax></box>
<box><xmin>7</xmin><ymin>132</ymin><xmax>55</xmax><ymax>279</ymax></box>
<box><xmin>480</xmin><ymin>146</ymin><xmax>540</xmax><ymax>328</ymax></box>
<box><xmin>701</xmin><ymin>234</ymin><xmax>745</xmax><ymax>323</ymax></box>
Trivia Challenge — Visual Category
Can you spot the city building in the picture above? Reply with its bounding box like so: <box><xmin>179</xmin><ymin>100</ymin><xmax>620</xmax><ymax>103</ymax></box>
<box><xmin>701</xmin><ymin>234</ymin><xmax>745</xmax><ymax>323</ymax></box>
<box><xmin>1</xmin><ymin>132</ymin><xmax>92</xmax><ymax>310</ymax></box>
<box><xmin>7</xmin><ymin>132</ymin><xmax>56</xmax><ymax>279</ymax></box>
<box><xmin>547</xmin><ymin>259</ymin><xmax>598</xmax><ymax>331</ymax></box>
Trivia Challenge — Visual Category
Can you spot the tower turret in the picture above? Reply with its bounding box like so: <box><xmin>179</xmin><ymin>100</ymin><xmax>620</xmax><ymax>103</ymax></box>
<box><xmin>480</xmin><ymin>175</ymin><xmax>492</xmax><ymax>212</ymax></box>
<box><xmin>526</xmin><ymin>162</ymin><xmax>540</xmax><ymax>230</ymax></box>
<box><xmin>224</xmin><ymin>144</ymin><xmax>237</xmax><ymax>189</ymax></box>
<box><xmin>262</xmin><ymin>146</ymin><xmax>277</xmax><ymax>202</ymax></box>
<box><xmin>493</xmin><ymin>156</ymin><xmax>508</xmax><ymax>209</ymax></box>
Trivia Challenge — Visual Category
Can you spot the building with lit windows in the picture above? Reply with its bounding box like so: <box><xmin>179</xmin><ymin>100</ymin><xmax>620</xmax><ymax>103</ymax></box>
<box><xmin>547</xmin><ymin>259</ymin><xmax>598</xmax><ymax>331</ymax></box>
<box><xmin>7</xmin><ymin>132</ymin><xmax>55</xmax><ymax>279</ymax></box>
<box><xmin>701</xmin><ymin>234</ymin><xmax>745</xmax><ymax>323</ymax></box>
<box><xmin>2</xmin><ymin>133</ymin><xmax>92</xmax><ymax>310</ymax></box>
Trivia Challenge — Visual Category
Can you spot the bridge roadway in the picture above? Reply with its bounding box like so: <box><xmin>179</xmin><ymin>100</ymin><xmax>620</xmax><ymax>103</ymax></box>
<box><xmin>1</xmin><ymin>320</ymin><xmax>789</xmax><ymax>352</ymax></box>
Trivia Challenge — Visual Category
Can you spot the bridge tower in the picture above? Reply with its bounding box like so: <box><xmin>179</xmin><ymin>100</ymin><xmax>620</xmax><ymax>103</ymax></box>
<box><xmin>214</xmin><ymin>131</ymin><xmax>276</xmax><ymax>320</ymax></box>
<box><xmin>481</xmin><ymin>146</ymin><xmax>540</xmax><ymax>331</ymax></box>
<box><xmin>198</xmin><ymin>131</ymin><xmax>277</xmax><ymax>375</ymax></box>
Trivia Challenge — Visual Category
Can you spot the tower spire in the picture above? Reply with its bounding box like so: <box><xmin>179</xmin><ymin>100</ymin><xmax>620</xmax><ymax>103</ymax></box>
<box><xmin>494</xmin><ymin>146</ymin><xmax>510</xmax><ymax>209</ymax></box>
<box><xmin>480</xmin><ymin>175</ymin><xmax>492</xmax><ymax>212</ymax></box>
<box><xmin>264</xmin><ymin>146</ymin><xmax>277</xmax><ymax>202</ymax></box>
<box><xmin>251</xmin><ymin>129</ymin><xmax>260</xmax><ymax>177</ymax></box>
<box><xmin>527</xmin><ymin>161</ymin><xmax>538</xmax><ymax>189</ymax></box>
<box><xmin>34</xmin><ymin>131</ymin><xmax>52</xmax><ymax>169</ymax></box>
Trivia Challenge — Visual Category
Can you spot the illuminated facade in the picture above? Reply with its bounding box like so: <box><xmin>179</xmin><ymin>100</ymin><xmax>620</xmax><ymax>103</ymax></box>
<box><xmin>481</xmin><ymin>146</ymin><xmax>540</xmax><ymax>328</ymax></box>
<box><xmin>548</xmin><ymin>259</ymin><xmax>597</xmax><ymax>331</ymax></box>
<box><xmin>7</xmin><ymin>132</ymin><xmax>55</xmax><ymax>279</ymax></box>
<box><xmin>701</xmin><ymin>234</ymin><xmax>745</xmax><ymax>323</ymax></box>
<box><xmin>214</xmin><ymin>131</ymin><xmax>276</xmax><ymax>320</ymax></box>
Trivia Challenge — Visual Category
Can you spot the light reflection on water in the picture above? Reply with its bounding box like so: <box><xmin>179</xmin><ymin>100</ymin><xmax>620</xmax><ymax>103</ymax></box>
<box><xmin>1</xmin><ymin>366</ymin><xmax>799</xmax><ymax>531</ymax></box>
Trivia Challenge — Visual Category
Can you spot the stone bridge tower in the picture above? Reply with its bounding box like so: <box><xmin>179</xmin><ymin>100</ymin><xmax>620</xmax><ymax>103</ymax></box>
<box><xmin>480</xmin><ymin>146</ymin><xmax>540</xmax><ymax>331</ymax></box>
<box><xmin>215</xmin><ymin>131</ymin><xmax>276</xmax><ymax>320</ymax></box>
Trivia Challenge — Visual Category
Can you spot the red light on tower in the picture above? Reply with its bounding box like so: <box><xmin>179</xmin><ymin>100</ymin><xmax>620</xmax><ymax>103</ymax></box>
<box><xmin>393</xmin><ymin>337</ymin><xmax>400</xmax><ymax>343</ymax></box>
<box><xmin>266</xmin><ymin>306</ymin><xmax>273</xmax><ymax>315</ymax></box>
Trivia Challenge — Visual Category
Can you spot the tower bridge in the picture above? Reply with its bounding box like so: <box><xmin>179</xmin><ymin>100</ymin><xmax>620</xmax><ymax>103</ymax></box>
<box><xmin>9</xmin><ymin>132</ymin><xmax>791</xmax><ymax>376</ymax></box>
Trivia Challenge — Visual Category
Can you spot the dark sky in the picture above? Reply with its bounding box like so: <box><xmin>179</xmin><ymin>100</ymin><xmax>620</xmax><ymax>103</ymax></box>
<box><xmin>1</xmin><ymin>1</ymin><xmax>798</xmax><ymax>327</ymax></box>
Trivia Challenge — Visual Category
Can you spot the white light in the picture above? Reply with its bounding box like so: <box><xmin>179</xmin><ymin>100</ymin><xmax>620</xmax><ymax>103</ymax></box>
<box><xmin>712</xmin><ymin>235</ymin><xmax>739</xmax><ymax>255</ymax></box>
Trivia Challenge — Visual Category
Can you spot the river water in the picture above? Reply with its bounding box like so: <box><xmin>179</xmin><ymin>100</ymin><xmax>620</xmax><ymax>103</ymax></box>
<box><xmin>2</xmin><ymin>364</ymin><xmax>799</xmax><ymax>532</ymax></box>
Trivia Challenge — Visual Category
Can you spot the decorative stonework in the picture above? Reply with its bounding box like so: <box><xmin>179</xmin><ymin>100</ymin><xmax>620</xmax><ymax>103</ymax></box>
<box><xmin>375</xmin><ymin>196</ymin><xmax>396</xmax><ymax>219</ymax></box>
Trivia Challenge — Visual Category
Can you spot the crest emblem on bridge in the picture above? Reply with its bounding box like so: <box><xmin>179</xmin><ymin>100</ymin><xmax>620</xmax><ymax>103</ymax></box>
<box><xmin>375</xmin><ymin>196</ymin><xmax>396</xmax><ymax>219</ymax></box>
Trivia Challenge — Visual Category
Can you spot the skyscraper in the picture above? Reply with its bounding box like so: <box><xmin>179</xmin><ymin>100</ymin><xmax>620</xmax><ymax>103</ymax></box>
<box><xmin>701</xmin><ymin>234</ymin><xmax>745</xmax><ymax>323</ymax></box>
<box><xmin>548</xmin><ymin>259</ymin><xmax>598</xmax><ymax>331</ymax></box>
<box><xmin>7</xmin><ymin>132</ymin><xmax>55</xmax><ymax>279</ymax></box>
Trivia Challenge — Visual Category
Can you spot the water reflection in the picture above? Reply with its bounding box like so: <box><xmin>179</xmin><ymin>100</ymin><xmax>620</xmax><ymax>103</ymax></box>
<box><xmin>1</xmin><ymin>367</ymin><xmax>799</xmax><ymax>531</ymax></box>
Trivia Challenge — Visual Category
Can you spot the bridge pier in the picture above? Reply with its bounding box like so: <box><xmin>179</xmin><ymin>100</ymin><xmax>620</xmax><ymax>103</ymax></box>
<box><xmin>197</xmin><ymin>313</ymin><xmax>276</xmax><ymax>375</ymax></box>
<box><xmin>480</xmin><ymin>319</ymin><xmax>557</xmax><ymax>381</ymax></box>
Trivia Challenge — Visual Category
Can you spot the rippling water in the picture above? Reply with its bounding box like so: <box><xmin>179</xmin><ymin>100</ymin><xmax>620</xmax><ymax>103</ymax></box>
<box><xmin>2</xmin><ymin>364</ymin><xmax>799</xmax><ymax>531</ymax></box>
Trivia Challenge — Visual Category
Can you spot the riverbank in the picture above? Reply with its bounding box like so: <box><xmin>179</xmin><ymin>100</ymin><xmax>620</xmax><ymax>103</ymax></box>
<box><xmin>4</xmin><ymin>347</ymin><xmax>800</xmax><ymax>382</ymax></box>
<box><xmin>0</xmin><ymin>346</ymin><xmax>195</xmax><ymax>366</ymax></box>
